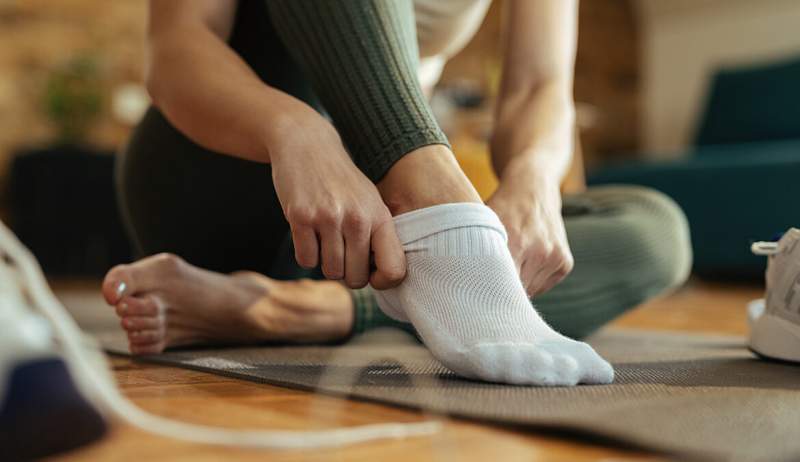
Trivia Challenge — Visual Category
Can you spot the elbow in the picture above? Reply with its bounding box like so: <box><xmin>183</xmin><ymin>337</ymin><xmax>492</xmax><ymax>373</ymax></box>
<box><xmin>144</xmin><ymin>68</ymin><xmax>163</xmax><ymax>109</ymax></box>
<box><xmin>143</xmin><ymin>55</ymin><xmax>168</xmax><ymax>110</ymax></box>
<box><xmin>503</xmin><ymin>75</ymin><xmax>573</xmax><ymax>107</ymax></box>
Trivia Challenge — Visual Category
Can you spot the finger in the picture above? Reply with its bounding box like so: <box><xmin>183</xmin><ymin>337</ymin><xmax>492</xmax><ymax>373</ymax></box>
<box><xmin>320</xmin><ymin>227</ymin><xmax>345</xmax><ymax>280</ymax></box>
<box><xmin>344</xmin><ymin>225</ymin><xmax>370</xmax><ymax>289</ymax></box>
<box><xmin>369</xmin><ymin>220</ymin><xmax>406</xmax><ymax>290</ymax></box>
<box><xmin>115</xmin><ymin>295</ymin><xmax>160</xmax><ymax>317</ymax></box>
<box><xmin>540</xmin><ymin>256</ymin><xmax>574</xmax><ymax>295</ymax></box>
<box><xmin>528</xmin><ymin>268</ymin><xmax>556</xmax><ymax>297</ymax></box>
<box><xmin>538</xmin><ymin>269</ymin><xmax>569</xmax><ymax>296</ymax></box>
<box><xmin>527</xmin><ymin>256</ymin><xmax>570</xmax><ymax>296</ymax></box>
<box><xmin>520</xmin><ymin>259</ymin><xmax>541</xmax><ymax>296</ymax></box>
<box><xmin>291</xmin><ymin>225</ymin><xmax>319</xmax><ymax>269</ymax></box>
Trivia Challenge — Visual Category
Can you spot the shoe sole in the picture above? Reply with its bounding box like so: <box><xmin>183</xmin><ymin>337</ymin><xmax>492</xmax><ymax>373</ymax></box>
<box><xmin>750</xmin><ymin>312</ymin><xmax>800</xmax><ymax>363</ymax></box>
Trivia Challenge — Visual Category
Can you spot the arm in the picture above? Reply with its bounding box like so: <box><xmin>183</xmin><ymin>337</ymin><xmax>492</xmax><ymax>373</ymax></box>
<box><xmin>146</xmin><ymin>0</ymin><xmax>320</xmax><ymax>163</ymax></box>
<box><xmin>486</xmin><ymin>0</ymin><xmax>579</xmax><ymax>296</ymax></box>
<box><xmin>145</xmin><ymin>0</ymin><xmax>405</xmax><ymax>289</ymax></box>
<box><xmin>490</xmin><ymin>0</ymin><xmax>577</xmax><ymax>181</ymax></box>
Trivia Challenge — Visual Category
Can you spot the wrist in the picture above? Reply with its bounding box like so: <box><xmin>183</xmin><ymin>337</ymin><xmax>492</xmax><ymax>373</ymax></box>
<box><xmin>500</xmin><ymin>154</ymin><xmax>561</xmax><ymax>189</ymax></box>
<box><xmin>259</xmin><ymin>94</ymin><xmax>334</xmax><ymax>164</ymax></box>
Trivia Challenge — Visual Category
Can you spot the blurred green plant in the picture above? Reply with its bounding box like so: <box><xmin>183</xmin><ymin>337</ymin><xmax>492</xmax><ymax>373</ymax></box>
<box><xmin>43</xmin><ymin>54</ymin><xmax>105</xmax><ymax>145</ymax></box>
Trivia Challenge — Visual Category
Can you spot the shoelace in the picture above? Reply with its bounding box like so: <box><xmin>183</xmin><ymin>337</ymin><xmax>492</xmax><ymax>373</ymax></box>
<box><xmin>751</xmin><ymin>241</ymin><xmax>780</xmax><ymax>256</ymax></box>
<box><xmin>0</xmin><ymin>220</ymin><xmax>440</xmax><ymax>449</ymax></box>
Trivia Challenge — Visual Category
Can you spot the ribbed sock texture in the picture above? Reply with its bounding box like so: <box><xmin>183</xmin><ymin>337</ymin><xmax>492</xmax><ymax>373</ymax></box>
<box><xmin>374</xmin><ymin>203</ymin><xmax>614</xmax><ymax>386</ymax></box>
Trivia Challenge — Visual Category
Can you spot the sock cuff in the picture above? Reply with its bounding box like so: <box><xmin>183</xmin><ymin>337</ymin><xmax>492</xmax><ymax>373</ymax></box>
<box><xmin>391</xmin><ymin>202</ymin><xmax>507</xmax><ymax>245</ymax></box>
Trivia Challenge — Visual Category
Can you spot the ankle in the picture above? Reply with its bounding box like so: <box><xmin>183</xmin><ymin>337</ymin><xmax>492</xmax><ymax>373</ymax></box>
<box><xmin>378</xmin><ymin>145</ymin><xmax>482</xmax><ymax>216</ymax></box>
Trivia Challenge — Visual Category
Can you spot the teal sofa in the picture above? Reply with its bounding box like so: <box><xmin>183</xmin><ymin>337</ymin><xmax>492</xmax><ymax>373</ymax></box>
<box><xmin>588</xmin><ymin>56</ymin><xmax>800</xmax><ymax>279</ymax></box>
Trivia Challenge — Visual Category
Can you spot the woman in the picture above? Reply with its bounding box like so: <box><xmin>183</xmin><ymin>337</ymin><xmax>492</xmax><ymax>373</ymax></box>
<box><xmin>102</xmin><ymin>0</ymin><xmax>691</xmax><ymax>386</ymax></box>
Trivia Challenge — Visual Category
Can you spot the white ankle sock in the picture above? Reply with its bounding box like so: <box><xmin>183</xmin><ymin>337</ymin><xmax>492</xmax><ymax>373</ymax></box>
<box><xmin>374</xmin><ymin>203</ymin><xmax>614</xmax><ymax>386</ymax></box>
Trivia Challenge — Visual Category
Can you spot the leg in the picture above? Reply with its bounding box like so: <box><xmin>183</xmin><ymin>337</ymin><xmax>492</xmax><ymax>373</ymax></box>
<box><xmin>118</xmin><ymin>108</ymin><xmax>291</xmax><ymax>275</ymax></box>
<box><xmin>107</xmin><ymin>109</ymin><xmax>358</xmax><ymax>353</ymax></box>
<box><xmin>267</xmin><ymin>0</ymin><xmax>480</xmax><ymax>211</ymax></box>
<box><xmin>268</xmin><ymin>0</ymin><xmax>611</xmax><ymax>385</ymax></box>
<box><xmin>536</xmin><ymin>185</ymin><xmax>693</xmax><ymax>339</ymax></box>
<box><xmin>339</xmin><ymin>185</ymin><xmax>693</xmax><ymax>340</ymax></box>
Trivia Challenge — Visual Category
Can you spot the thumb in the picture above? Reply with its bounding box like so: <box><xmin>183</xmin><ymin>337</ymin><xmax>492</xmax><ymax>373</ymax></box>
<box><xmin>368</xmin><ymin>220</ymin><xmax>406</xmax><ymax>290</ymax></box>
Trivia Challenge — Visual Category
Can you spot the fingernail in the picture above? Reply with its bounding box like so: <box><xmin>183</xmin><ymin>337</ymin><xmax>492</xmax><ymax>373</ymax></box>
<box><xmin>119</xmin><ymin>302</ymin><xmax>128</xmax><ymax>315</ymax></box>
<box><xmin>115</xmin><ymin>281</ymin><xmax>127</xmax><ymax>300</ymax></box>
<box><xmin>122</xmin><ymin>318</ymin><xmax>130</xmax><ymax>328</ymax></box>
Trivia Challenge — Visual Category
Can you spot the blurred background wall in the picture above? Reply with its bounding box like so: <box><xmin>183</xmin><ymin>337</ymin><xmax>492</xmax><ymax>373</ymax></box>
<box><xmin>636</xmin><ymin>0</ymin><xmax>800</xmax><ymax>156</ymax></box>
<box><xmin>0</xmin><ymin>0</ymin><xmax>146</xmax><ymax>191</ymax></box>
<box><xmin>0</xmin><ymin>0</ymin><xmax>798</xmax><ymax>277</ymax></box>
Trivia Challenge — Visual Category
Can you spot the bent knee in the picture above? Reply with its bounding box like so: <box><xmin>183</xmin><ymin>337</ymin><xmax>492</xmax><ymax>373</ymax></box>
<box><xmin>614</xmin><ymin>186</ymin><xmax>693</xmax><ymax>294</ymax></box>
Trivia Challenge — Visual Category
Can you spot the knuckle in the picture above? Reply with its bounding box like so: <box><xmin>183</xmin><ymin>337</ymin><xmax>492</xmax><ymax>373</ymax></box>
<box><xmin>563</xmin><ymin>252</ymin><xmax>575</xmax><ymax>269</ymax></box>
<box><xmin>343</xmin><ymin>211</ymin><xmax>368</xmax><ymax>234</ymax></box>
<box><xmin>547</xmin><ymin>250</ymin><xmax>564</xmax><ymax>265</ymax></box>
<box><xmin>529</xmin><ymin>245</ymin><xmax>549</xmax><ymax>261</ymax></box>
<box><xmin>287</xmin><ymin>207</ymin><xmax>314</xmax><ymax>225</ymax></box>
<box><xmin>314</xmin><ymin>209</ymin><xmax>341</xmax><ymax>227</ymax></box>
<box><xmin>385</xmin><ymin>264</ymin><xmax>406</xmax><ymax>282</ymax></box>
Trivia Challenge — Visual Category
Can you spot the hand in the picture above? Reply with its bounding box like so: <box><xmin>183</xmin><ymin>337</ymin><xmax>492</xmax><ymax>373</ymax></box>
<box><xmin>269</xmin><ymin>112</ymin><xmax>406</xmax><ymax>290</ymax></box>
<box><xmin>486</xmin><ymin>158</ymin><xmax>574</xmax><ymax>296</ymax></box>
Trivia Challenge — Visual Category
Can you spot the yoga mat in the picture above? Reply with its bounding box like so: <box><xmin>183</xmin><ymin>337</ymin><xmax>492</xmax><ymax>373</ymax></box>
<box><xmin>63</xmin><ymin>293</ymin><xmax>800</xmax><ymax>462</ymax></box>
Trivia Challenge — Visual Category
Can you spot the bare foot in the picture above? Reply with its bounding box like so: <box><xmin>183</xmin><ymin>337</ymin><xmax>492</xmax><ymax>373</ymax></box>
<box><xmin>101</xmin><ymin>254</ymin><xmax>353</xmax><ymax>354</ymax></box>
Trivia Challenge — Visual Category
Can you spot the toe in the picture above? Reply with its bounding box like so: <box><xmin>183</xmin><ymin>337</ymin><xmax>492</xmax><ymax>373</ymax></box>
<box><xmin>115</xmin><ymin>296</ymin><xmax>160</xmax><ymax>317</ymax></box>
<box><xmin>550</xmin><ymin>353</ymin><xmax>581</xmax><ymax>386</ymax></box>
<box><xmin>541</xmin><ymin>340</ymin><xmax>614</xmax><ymax>385</ymax></box>
<box><xmin>120</xmin><ymin>316</ymin><xmax>160</xmax><ymax>332</ymax></box>
<box><xmin>103</xmin><ymin>264</ymin><xmax>132</xmax><ymax>304</ymax></box>
<box><xmin>581</xmin><ymin>353</ymin><xmax>614</xmax><ymax>384</ymax></box>
<box><xmin>568</xmin><ymin>341</ymin><xmax>614</xmax><ymax>385</ymax></box>
<box><xmin>129</xmin><ymin>341</ymin><xmax>165</xmax><ymax>355</ymax></box>
<box><xmin>128</xmin><ymin>329</ymin><xmax>164</xmax><ymax>345</ymax></box>
<box><xmin>103</xmin><ymin>253</ymin><xmax>187</xmax><ymax>304</ymax></box>
<box><xmin>462</xmin><ymin>343</ymin><xmax>569</xmax><ymax>385</ymax></box>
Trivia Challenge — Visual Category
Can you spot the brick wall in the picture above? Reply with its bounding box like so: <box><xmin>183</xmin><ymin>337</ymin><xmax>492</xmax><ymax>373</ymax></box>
<box><xmin>0</xmin><ymin>0</ymin><xmax>146</xmax><ymax>185</ymax></box>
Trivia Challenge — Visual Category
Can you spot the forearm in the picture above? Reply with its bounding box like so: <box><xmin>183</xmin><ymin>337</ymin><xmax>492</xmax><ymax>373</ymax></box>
<box><xmin>489</xmin><ymin>0</ymin><xmax>578</xmax><ymax>185</ymax></box>
<box><xmin>490</xmin><ymin>80</ymin><xmax>575</xmax><ymax>183</ymax></box>
<box><xmin>146</xmin><ymin>23</ymin><xmax>317</xmax><ymax>163</ymax></box>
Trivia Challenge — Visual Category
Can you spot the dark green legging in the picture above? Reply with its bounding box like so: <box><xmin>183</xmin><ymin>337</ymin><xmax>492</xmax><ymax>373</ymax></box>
<box><xmin>117</xmin><ymin>0</ymin><xmax>692</xmax><ymax>340</ymax></box>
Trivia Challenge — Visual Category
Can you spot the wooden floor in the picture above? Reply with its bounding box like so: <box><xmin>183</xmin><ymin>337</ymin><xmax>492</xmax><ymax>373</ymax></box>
<box><xmin>51</xmin><ymin>280</ymin><xmax>763</xmax><ymax>462</ymax></box>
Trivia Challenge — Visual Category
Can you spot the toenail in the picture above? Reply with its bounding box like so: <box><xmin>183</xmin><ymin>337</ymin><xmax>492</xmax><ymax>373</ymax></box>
<box><xmin>115</xmin><ymin>281</ymin><xmax>127</xmax><ymax>300</ymax></box>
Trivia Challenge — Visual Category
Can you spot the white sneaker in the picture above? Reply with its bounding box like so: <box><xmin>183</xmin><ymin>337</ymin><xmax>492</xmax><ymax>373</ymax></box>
<box><xmin>0</xmin><ymin>219</ymin><xmax>438</xmax><ymax>456</ymax></box>
<box><xmin>749</xmin><ymin>228</ymin><xmax>800</xmax><ymax>362</ymax></box>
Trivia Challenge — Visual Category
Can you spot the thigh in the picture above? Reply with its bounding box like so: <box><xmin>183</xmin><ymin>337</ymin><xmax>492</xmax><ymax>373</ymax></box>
<box><xmin>535</xmin><ymin>185</ymin><xmax>692</xmax><ymax>338</ymax></box>
<box><xmin>118</xmin><ymin>107</ymin><xmax>293</xmax><ymax>276</ymax></box>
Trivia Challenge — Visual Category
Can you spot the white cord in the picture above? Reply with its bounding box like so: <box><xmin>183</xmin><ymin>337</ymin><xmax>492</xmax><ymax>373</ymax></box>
<box><xmin>0</xmin><ymin>220</ymin><xmax>440</xmax><ymax>449</ymax></box>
